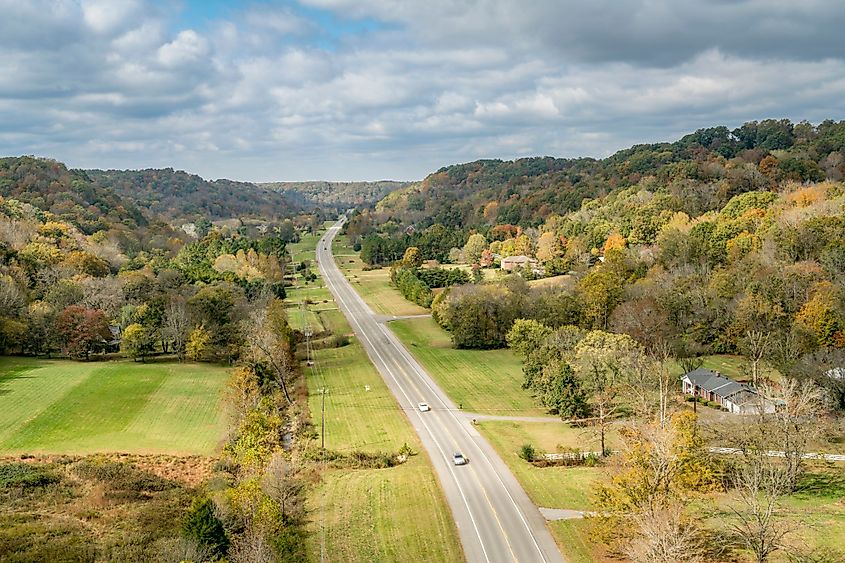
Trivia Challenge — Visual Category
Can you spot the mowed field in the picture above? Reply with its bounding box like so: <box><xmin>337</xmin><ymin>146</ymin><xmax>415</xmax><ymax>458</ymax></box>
<box><xmin>0</xmin><ymin>357</ymin><xmax>229</xmax><ymax>455</ymax></box>
<box><xmin>390</xmin><ymin>316</ymin><xmax>546</xmax><ymax>416</ymax></box>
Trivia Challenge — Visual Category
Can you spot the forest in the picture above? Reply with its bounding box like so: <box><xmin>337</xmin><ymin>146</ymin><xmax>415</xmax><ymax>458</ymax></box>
<box><xmin>348</xmin><ymin>119</ymin><xmax>845</xmax><ymax>411</ymax></box>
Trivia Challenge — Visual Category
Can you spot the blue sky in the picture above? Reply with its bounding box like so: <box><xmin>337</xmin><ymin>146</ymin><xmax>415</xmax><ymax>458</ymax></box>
<box><xmin>0</xmin><ymin>1</ymin><xmax>844</xmax><ymax>181</ymax></box>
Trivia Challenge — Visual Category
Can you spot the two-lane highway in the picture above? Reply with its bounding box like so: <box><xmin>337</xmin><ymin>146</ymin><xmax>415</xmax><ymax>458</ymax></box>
<box><xmin>316</xmin><ymin>219</ymin><xmax>564</xmax><ymax>563</ymax></box>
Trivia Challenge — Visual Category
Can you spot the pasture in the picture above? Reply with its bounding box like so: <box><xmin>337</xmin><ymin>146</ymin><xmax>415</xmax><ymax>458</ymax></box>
<box><xmin>0</xmin><ymin>357</ymin><xmax>229</xmax><ymax>455</ymax></box>
<box><xmin>332</xmin><ymin>235</ymin><xmax>429</xmax><ymax>317</ymax></box>
<box><xmin>389</xmin><ymin>316</ymin><xmax>545</xmax><ymax>416</ymax></box>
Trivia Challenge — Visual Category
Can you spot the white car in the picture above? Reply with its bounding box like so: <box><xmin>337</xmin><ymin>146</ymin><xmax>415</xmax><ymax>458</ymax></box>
<box><xmin>417</xmin><ymin>402</ymin><xmax>431</xmax><ymax>412</ymax></box>
<box><xmin>453</xmin><ymin>452</ymin><xmax>467</xmax><ymax>466</ymax></box>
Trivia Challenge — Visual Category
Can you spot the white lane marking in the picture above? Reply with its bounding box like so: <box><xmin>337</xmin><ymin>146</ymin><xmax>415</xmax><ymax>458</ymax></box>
<box><xmin>381</xmin><ymin>322</ymin><xmax>550</xmax><ymax>562</ymax></box>
<box><xmin>317</xmin><ymin>227</ymin><xmax>493</xmax><ymax>563</ymax></box>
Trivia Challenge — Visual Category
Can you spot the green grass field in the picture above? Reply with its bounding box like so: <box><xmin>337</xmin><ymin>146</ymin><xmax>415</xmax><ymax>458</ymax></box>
<box><xmin>307</xmin><ymin>459</ymin><xmax>463</xmax><ymax>563</ymax></box>
<box><xmin>390</xmin><ymin>316</ymin><xmax>545</xmax><ymax>416</ymax></box>
<box><xmin>332</xmin><ymin>235</ymin><xmax>429</xmax><ymax>317</ymax></box>
<box><xmin>0</xmin><ymin>357</ymin><xmax>229</xmax><ymax>455</ymax></box>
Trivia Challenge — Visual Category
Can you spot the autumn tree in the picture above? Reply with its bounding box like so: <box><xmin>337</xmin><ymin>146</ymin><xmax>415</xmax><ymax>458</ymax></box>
<box><xmin>728</xmin><ymin>449</ymin><xmax>792</xmax><ymax>563</ymax></box>
<box><xmin>186</xmin><ymin>325</ymin><xmax>211</xmax><ymax>361</ymax></box>
<box><xmin>506</xmin><ymin>318</ymin><xmax>553</xmax><ymax>359</ymax></box>
<box><xmin>121</xmin><ymin>322</ymin><xmax>155</xmax><ymax>361</ymax></box>
<box><xmin>594</xmin><ymin>412</ymin><xmax>718</xmax><ymax>560</ymax></box>
<box><xmin>463</xmin><ymin>233</ymin><xmax>487</xmax><ymax>265</ymax></box>
<box><xmin>572</xmin><ymin>331</ymin><xmax>643</xmax><ymax>454</ymax></box>
<box><xmin>401</xmin><ymin>246</ymin><xmax>423</xmax><ymax>268</ymax></box>
<box><xmin>578</xmin><ymin>268</ymin><xmax>624</xmax><ymax>330</ymax></box>
<box><xmin>244</xmin><ymin>299</ymin><xmax>295</xmax><ymax>405</ymax></box>
<box><xmin>55</xmin><ymin>305</ymin><xmax>111</xmax><ymax>360</ymax></box>
<box><xmin>757</xmin><ymin>378</ymin><xmax>829</xmax><ymax>490</ymax></box>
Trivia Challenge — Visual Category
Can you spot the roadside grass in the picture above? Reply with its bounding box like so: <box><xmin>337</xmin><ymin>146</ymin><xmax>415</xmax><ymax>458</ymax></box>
<box><xmin>475</xmin><ymin>420</ymin><xmax>612</xmax><ymax>511</ymax></box>
<box><xmin>0</xmin><ymin>357</ymin><xmax>229</xmax><ymax>455</ymax></box>
<box><xmin>306</xmin><ymin>458</ymin><xmax>463</xmax><ymax>563</ymax></box>
<box><xmin>304</xmin><ymin>333</ymin><xmax>464</xmax><ymax>563</ymax></box>
<box><xmin>390</xmin><ymin>316</ymin><xmax>545</xmax><ymax>416</ymax></box>
<box><xmin>548</xmin><ymin>520</ymin><xmax>610</xmax><ymax>563</ymax></box>
<box><xmin>308</xmin><ymin>340</ymin><xmax>414</xmax><ymax>453</ymax></box>
<box><xmin>288</xmin><ymin>230</ymin><xmax>325</xmax><ymax>264</ymax></box>
<box><xmin>332</xmin><ymin>235</ymin><xmax>428</xmax><ymax>317</ymax></box>
<box><xmin>317</xmin><ymin>308</ymin><xmax>351</xmax><ymax>336</ymax></box>
<box><xmin>288</xmin><ymin>307</ymin><xmax>324</xmax><ymax>333</ymax></box>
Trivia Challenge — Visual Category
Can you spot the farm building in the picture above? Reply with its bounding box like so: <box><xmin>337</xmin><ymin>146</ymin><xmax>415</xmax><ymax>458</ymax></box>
<box><xmin>500</xmin><ymin>255</ymin><xmax>542</xmax><ymax>274</ymax></box>
<box><xmin>681</xmin><ymin>368</ymin><xmax>776</xmax><ymax>414</ymax></box>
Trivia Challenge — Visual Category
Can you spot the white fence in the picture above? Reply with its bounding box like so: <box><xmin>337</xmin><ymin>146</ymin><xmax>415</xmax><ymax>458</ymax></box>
<box><xmin>708</xmin><ymin>447</ymin><xmax>845</xmax><ymax>462</ymax></box>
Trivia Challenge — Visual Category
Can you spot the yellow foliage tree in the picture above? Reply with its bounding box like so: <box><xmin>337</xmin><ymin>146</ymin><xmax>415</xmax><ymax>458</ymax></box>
<box><xmin>603</xmin><ymin>232</ymin><xmax>626</xmax><ymax>255</ymax></box>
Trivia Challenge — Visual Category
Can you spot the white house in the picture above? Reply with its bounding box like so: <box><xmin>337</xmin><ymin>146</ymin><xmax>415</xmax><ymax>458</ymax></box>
<box><xmin>681</xmin><ymin>368</ymin><xmax>776</xmax><ymax>414</ymax></box>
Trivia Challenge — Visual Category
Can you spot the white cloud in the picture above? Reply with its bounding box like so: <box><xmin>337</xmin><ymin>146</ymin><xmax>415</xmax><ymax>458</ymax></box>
<box><xmin>81</xmin><ymin>0</ymin><xmax>142</xmax><ymax>34</ymax></box>
<box><xmin>158</xmin><ymin>30</ymin><xmax>209</xmax><ymax>68</ymax></box>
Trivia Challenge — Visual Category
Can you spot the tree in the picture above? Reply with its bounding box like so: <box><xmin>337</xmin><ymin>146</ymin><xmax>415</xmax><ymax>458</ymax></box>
<box><xmin>506</xmin><ymin>319</ymin><xmax>553</xmax><ymax>359</ymax></box>
<box><xmin>743</xmin><ymin>330</ymin><xmax>770</xmax><ymax>387</ymax></box>
<box><xmin>593</xmin><ymin>413</ymin><xmax>718</xmax><ymax>560</ymax></box>
<box><xmin>578</xmin><ymin>268</ymin><xmax>624</xmax><ymax>329</ymax></box>
<box><xmin>55</xmin><ymin>305</ymin><xmax>111</xmax><ymax>360</ymax></box>
<box><xmin>728</xmin><ymin>449</ymin><xmax>792</xmax><ymax>563</ymax></box>
<box><xmin>572</xmin><ymin>331</ymin><xmax>643</xmax><ymax>454</ymax></box>
<box><xmin>262</xmin><ymin>452</ymin><xmax>305</xmax><ymax>523</ymax></box>
<box><xmin>186</xmin><ymin>325</ymin><xmax>211</xmax><ymax>361</ymax></box>
<box><xmin>182</xmin><ymin>496</ymin><xmax>228</xmax><ymax>558</ymax></box>
<box><xmin>244</xmin><ymin>300</ymin><xmax>295</xmax><ymax>405</ymax></box>
<box><xmin>463</xmin><ymin>233</ymin><xmax>487</xmax><ymax>265</ymax></box>
<box><xmin>757</xmin><ymin>378</ymin><xmax>829</xmax><ymax>490</ymax></box>
<box><xmin>121</xmin><ymin>323</ymin><xmax>154</xmax><ymax>361</ymax></box>
<box><xmin>401</xmin><ymin>246</ymin><xmax>423</xmax><ymax>268</ymax></box>
<box><xmin>535</xmin><ymin>231</ymin><xmax>563</xmax><ymax>264</ymax></box>
<box><xmin>163</xmin><ymin>297</ymin><xmax>190</xmax><ymax>360</ymax></box>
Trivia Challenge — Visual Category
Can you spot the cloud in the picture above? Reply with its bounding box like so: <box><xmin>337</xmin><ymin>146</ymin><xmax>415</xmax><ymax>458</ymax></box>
<box><xmin>0</xmin><ymin>0</ymin><xmax>843</xmax><ymax>181</ymax></box>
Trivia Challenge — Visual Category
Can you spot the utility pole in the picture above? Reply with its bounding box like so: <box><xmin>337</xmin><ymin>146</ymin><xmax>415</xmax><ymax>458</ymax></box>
<box><xmin>320</xmin><ymin>387</ymin><xmax>327</xmax><ymax>450</ymax></box>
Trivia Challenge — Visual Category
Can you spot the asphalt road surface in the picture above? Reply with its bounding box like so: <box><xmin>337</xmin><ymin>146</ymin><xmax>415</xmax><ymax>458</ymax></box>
<box><xmin>316</xmin><ymin>219</ymin><xmax>564</xmax><ymax>563</ymax></box>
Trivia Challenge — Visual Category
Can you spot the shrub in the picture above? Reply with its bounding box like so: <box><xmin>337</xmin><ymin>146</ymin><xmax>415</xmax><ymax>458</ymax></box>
<box><xmin>182</xmin><ymin>496</ymin><xmax>229</xmax><ymax>558</ymax></box>
<box><xmin>583</xmin><ymin>452</ymin><xmax>601</xmax><ymax>467</ymax></box>
<box><xmin>0</xmin><ymin>463</ymin><xmax>60</xmax><ymax>488</ymax></box>
<box><xmin>518</xmin><ymin>443</ymin><xmax>536</xmax><ymax>461</ymax></box>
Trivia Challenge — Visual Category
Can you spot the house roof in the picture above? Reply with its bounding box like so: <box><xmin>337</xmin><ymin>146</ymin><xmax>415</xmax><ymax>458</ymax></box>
<box><xmin>501</xmin><ymin>255</ymin><xmax>535</xmax><ymax>264</ymax></box>
<box><xmin>682</xmin><ymin>368</ymin><xmax>748</xmax><ymax>398</ymax></box>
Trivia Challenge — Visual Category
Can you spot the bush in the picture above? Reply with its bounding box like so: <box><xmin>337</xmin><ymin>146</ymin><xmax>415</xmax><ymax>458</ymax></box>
<box><xmin>182</xmin><ymin>496</ymin><xmax>228</xmax><ymax>558</ymax></box>
<box><xmin>332</xmin><ymin>334</ymin><xmax>350</xmax><ymax>348</ymax></box>
<box><xmin>0</xmin><ymin>463</ymin><xmax>60</xmax><ymax>488</ymax></box>
<box><xmin>518</xmin><ymin>443</ymin><xmax>536</xmax><ymax>461</ymax></box>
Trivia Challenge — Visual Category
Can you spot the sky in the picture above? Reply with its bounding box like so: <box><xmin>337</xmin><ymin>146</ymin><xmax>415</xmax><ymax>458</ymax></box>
<box><xmin>1</xmin><ymin>1</ymin><xmax>844</xmax><ymax>182</ymax></box>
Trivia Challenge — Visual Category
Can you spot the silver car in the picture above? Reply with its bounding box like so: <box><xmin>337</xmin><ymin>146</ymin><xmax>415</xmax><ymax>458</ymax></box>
<box><xmin>453</xmin><ymin>452</ymin><xmax>467</xmax><ymax>466</ymax></box>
